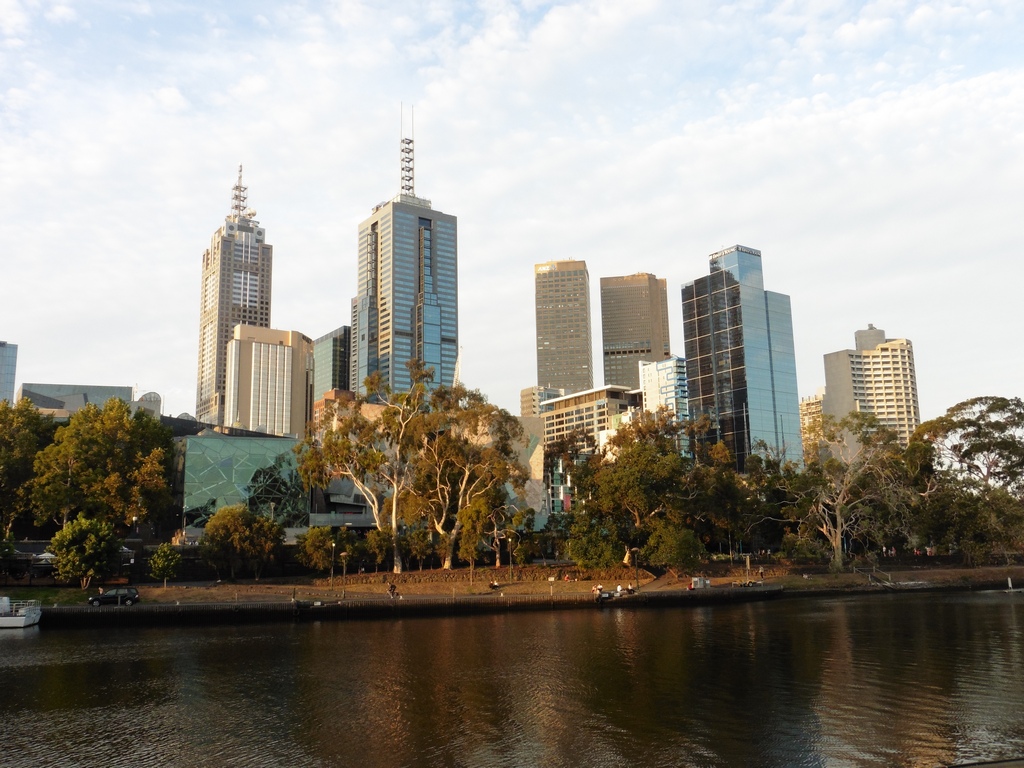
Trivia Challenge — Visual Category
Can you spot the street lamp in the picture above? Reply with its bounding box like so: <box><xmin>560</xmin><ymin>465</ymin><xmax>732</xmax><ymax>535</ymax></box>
<box><xmin>630</xmin><ymin>547</ymin><xmax>640</xmax><ymax>592</ymax></box>
<box><xmin>133</xmin><ymin>515</ymin><xmax>138</xmax><ymax>535</ymax></box>
<box><xmin>330</xmin><ymin>541</ymin><xmax>336</xmax><ymax>588</ymax></box>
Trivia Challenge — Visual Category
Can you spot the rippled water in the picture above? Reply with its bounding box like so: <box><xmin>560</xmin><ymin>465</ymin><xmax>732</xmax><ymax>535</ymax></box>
<box><xmin>1</xmin><ymin>591</ymin><xmax>1023</xmax><ymax>767</ymax></box>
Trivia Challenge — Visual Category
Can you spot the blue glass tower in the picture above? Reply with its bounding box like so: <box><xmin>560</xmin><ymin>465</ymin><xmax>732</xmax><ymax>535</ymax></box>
<box><xmin>681</xmin><ymin>245</ymin><xmax>801</xmax><ymax>470</ymax></box>
<box><xmin>350</xmin><ymin>140</ymin><xmax>458</xmax><ymax>395</ymax></box>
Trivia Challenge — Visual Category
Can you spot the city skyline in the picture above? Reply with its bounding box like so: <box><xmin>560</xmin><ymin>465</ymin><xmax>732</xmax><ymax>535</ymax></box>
<box><xmin>3</xmin><ymin>3</ymin><xmax>1022</xmax><ymax>421</ymax></box>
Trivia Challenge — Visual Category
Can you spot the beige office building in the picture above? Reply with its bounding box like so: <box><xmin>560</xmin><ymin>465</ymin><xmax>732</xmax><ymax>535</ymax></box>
<box><xmin>535</xmin><ymin>260</ymin><xmax>593</xmax><ymax>394</ymax></box>
<box><xmin>224</xmin><ymin>326</ymin><xmax>313</xmax><ymax>437</ymax></box>
<box><xmin>600</xmin><ymin>273</ymin><xmax>671</xmax><ymax>389</ymax></box>
<box><xmin>822</xmin><ymin>325</ymin><xmax>921</xmax><ymax>446</ymax></box>
<box><xmin>541</xmin><ymin>385</ymin><xmax>641</xmax><ymax>447</ymax></box>
<box><xmin>196</xmin><ymin>168</ymin><xmax>273</xmax><ymax>425</ymax></box>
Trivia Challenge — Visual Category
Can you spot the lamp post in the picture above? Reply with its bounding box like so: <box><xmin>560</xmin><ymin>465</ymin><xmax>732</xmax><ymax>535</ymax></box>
<box><xmin>340</xmin><ymin>551</ymin><xmax>349</xmax><ymax>599</ymax></box>
<box><xmin>330</xmin><ymin>541</ymin><xmax>336</xmax><ymax>589</ymax></box>
<box><xmin>630</xmin><ymin>547</ymin><xmax>640</xmax><ymax>592</ymax></box>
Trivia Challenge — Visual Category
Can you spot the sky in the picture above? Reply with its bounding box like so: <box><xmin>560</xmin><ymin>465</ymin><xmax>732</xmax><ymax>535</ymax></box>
<box><xmin>2</xmin><ymin>0</ymin><xmax>1022</xmax><ymax>423</ymax></box>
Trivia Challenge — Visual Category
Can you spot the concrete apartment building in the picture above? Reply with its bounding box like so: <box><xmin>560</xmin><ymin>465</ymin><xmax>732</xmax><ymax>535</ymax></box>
<box><xmin>799</xmin><ymin>388</ymin><xmax>826</xmax><ymax>460</ymax></box>
<box><xmin>350</xmin><ymin>138</ymin><xmax>458</xmax><ymax>395</ymax></box>
<box><xmin>822</xmin><ymin>325</ymin><xmax>921</xmax><ymax>446</ymax></box>
<box><xmin>600</xmin><ymin>273</ymin><xmax>671</xmax><ymax>390</ymax></box>
<box><xmin>681</xmin><ymin>245</ymin><xmax>802</xmax><ymax>470</ymax></box>
<box><xmin>196</xmin><ymin>168</ymin><xmax>273</xmax><ymax>426</ymax></box>
<box><xmin>535</xmin><ymin>260</ymin><xmax>593</xmax><ymax>395</ymax></box>
<box><xmin>224</xmin><ymin>326</ymin><xmax>313</xmax><ymax>437</ymax></box>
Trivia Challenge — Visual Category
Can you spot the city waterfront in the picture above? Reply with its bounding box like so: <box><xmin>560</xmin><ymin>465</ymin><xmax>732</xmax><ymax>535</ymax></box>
<box><xmin>2</xmin><ymin>591</ymin><xmax>1023</xmax><ymax>768</ymax></box>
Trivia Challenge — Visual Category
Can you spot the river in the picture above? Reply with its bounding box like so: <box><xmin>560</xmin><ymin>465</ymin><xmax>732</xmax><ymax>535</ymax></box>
<box><xmin>1</xmin><ymin>590</ymin><xmax>1022</xmax><ymax>767</ymax></box>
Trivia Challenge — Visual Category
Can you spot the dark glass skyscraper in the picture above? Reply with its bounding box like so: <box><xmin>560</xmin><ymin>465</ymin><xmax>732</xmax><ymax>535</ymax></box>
<box><xmin>681</xmin><ymin>245</ymin><xmax>801</xmax><ymax>470</ymax></box>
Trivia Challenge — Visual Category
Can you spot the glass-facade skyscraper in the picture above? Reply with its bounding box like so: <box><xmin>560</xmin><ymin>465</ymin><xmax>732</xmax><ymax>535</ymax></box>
<box><xmin>350</xmin><ymin>161</ymin><xmax>458</xmax><ymax>395</ymax></box>
<box><xmin>681</xmin><ymin>245</ymin><xmax>801</xmax><ymax>470</ymax></box>
<box><xmin>0</xmin><ymin>341</ymin><xmax>17</xmax><ymax>404</ymax></box>
<box><xmin>196</xmin><ymin>167</ymin><xmax>273</xmax><ymax>425</ymax></box>
<box><xmin>313</xmin><ymin>326</ymin><xmax>351</xmax><ymax>399</ymax></box>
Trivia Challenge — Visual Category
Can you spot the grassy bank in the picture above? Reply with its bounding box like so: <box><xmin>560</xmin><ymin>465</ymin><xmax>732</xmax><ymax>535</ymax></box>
<box><xmin>7</xmin><ymin>562</ymin><xmax>1024</xmax><ymax>607</ymax></box>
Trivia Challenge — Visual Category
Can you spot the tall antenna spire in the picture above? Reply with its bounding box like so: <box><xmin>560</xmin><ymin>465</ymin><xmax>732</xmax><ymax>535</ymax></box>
<box><xmin>400</xmin><ymin>105</ymin><xmax>414</xmax><ymax>197</ymax></box>
<box><xmin>231</xmin><ymin>164</ymin><xmax>248</xmax><ymax>218</ymax></box>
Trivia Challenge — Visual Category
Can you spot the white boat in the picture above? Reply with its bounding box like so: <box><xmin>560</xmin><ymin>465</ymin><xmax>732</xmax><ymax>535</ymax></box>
<box><xmin>0</xmin><ymin>596</ymin><xmax>42</xmax><ymax>629</ymax></box>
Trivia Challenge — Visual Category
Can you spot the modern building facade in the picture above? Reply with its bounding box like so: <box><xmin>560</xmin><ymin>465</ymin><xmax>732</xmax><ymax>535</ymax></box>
<box><xmin>822</xmin><ymin>325</ymin><xmax>921</xmax><ymax>446</ymax></box>
<box><xmin>639</xmin><ymin>356</ymin><xmax>688</xmax><ymax>418</ymax></box>
<box><xmin>196</xmin><ymin>167</ymin><xmax>273</xmax><ymax>426</ymax></box>
<box><xmin>681</xmin><ymin>245</ymin><xmax>802</xmax><ymax>470</ymax></box>
<box><xmin>313</xmin><ymin>326</ymin><xmax>351</xmax><ymax>400</ymax></box>
<box><xmin>224</xmin><ymin>326</ymin><xmax>313</xmax><ymax>437</ymax></box>
<box><xmin>535</xmin><ymin>260</ymin><xmax>593</xmax><ymax>394</ymax></box>
<box><xmin>540</xmin><ymin>385</ymin><xmax>641</xmax><ymax>447</ymax></box>
<box><xmin>350</xmin><ymin>140</ymin><xmax>457</xmax><ymax>395</ymax></box>
<box><xmin>0</xmin><ymin>341</ymin><xmax>16</xmax><ymax>404</ymax></box>
<box><xmin>519</xmin><ymin>385</ymin><xmax>565</xmax><ymax>417</ymax></box>
<box><xmin>600</xmin><ymin>273</ymin><xmax>671</xmax><ymax>389</ymax></box>
<box><xmin>16</xmin><ymin>383</ymin><xmax>160</xmax><ymax>417</ymax></box>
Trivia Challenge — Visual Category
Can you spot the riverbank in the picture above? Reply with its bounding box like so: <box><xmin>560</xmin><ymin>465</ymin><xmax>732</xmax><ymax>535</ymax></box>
<box><xmin>8</xmin><ymin>562</ymin><xmax>1024</xmax><ymax>610</ymax></box>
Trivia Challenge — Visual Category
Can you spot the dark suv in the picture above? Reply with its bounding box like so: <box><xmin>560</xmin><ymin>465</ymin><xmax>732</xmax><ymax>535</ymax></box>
<box><xmin>88</xmin><ymin>587</ymin><xmax>141</xmax><ymax>607</ymax></box>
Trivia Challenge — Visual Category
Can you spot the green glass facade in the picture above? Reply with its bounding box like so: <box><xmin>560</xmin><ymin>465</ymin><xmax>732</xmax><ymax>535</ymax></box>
<box><xmin>181</xmin><ymin>433</ymin><xmax>308</xmax><ymax>526</ymax></box>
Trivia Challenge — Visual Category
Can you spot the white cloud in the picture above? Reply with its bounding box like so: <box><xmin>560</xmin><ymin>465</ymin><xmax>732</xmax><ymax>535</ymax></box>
<box><xmin>1</xmin><ymin>0</ymin><xmax>1022</xmax><ymax>422</ymax></box>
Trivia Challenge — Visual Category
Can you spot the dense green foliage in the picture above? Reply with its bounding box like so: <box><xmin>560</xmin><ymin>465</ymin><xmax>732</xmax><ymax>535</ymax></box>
<box><xmin>148</xmin><ymin>542</ymin><xmax>182</xmax><ymax>587</ymax></box>
<box><xmin>32</xmin><ymin>399</ymin><xmax>173</xmax><ymax>530</ymax></box>
<box><xmin>49</xmin><ymin>517</ymin><xmax>123</xmax><ymax>589</ymax></box>
<box><xmin>0</xmin><ymin>399</ymin><xmax>56</xmax><ymax>536</ymax></box>
<box><xmin>200</xmin><ymin>504</ymin><xmax>284</xmax><ymax>580</ymax></box>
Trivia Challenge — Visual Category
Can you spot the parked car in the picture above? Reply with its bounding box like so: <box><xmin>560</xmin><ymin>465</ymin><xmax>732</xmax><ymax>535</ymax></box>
<box><xmin>88</xmin><ymin>587</ymin><xmax>141</xmax><ymax>607</ymax></box>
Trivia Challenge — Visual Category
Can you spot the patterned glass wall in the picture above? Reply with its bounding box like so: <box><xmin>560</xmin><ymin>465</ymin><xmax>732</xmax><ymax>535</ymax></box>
<box><xmin>183</xmin><ymin>434</ymin><xmax>307</xmax><ymax>526</ymax></box>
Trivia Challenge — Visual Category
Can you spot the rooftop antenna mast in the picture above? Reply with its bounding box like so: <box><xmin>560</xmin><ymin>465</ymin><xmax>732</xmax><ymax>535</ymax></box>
<box><xmin>401</xmin><ymin>104</ymin><xmax>415</xmax><ymax>197</ymax></box>
<box><xmin>231</xmin><ymin>164</ymin><xmax>248</xmax><ymax>218</ymax></box>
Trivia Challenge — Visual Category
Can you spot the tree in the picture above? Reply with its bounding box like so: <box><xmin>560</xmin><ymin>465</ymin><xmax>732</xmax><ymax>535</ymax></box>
<box><xmin>32</xmin><ymin>399</ymin><xmax>173</xmax><ymax>529</ymax></box>
<box><xmin>405</xmin><ymin>525</ymin><xmax>436</xmax><ymax>570</ymax></box>
<box><xmin>49</xmin><ymin>517</ymin><xmax>122</xmax><ymax>589</ymax></box>
<box><xmin>297</xmin><ymin>362</ymin><xmax>433</xmax><ymax>573</ymax></box>
<box><xmin>911</xmin><ymin>397</ymin><xmax>1024</xmax><ymax>564</ymax></box>
<box><xmin>201</xmin><ymin>505</ymin><xmax>248</xmax><ymax>580</ymax></box>
<box><xmin>570</xmin><ymin>410</ymin><xmax>692</xmax><ymax>564</ymax></box>
<box><xmin>364</xmin><ymin>527</ymin><xmax>392</xmax><ymax>572</ymax></box>
<box><xmin>296</xmin><ymin>526</ymin><xmax>337</xmax><ymax>573</ymax></box>
<box><xmin>200</xmin><ymin>504</ymin><xmax>284</xmax><ymax>580</ymax></box>
<box><xmin>789</xmin><ymin>412</ymin><xmax>913</xmax><ymax>570</ymax></box>
<box><xmin>414</xmin><ymin>385</ymin><xmax>528</xmax><ymax>569</ymax></box>
<box><xmin>0</xmin><ymin>399</ymin><xmax>55</xmax><ymax>536</ymax></box>
<box><xmin>643</xmin><ymin>519</ymin><xmax>705</xmax><ymax>573</ymax></box>
<box><xmin>148</xmin><ymin>542</ymin><xmax>182</xmax><ymax>588</ymax></box>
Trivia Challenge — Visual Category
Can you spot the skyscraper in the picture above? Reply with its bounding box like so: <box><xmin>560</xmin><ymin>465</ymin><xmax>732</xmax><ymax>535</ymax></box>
<box><xmin>0</xmin><ymin>341</ymin><xmax>16</xmax><ymax>404</ymax></box>
<box><xmin>821</xmin><ymin>325</ymin><xmax>921</xmax><ymax>446</ymax></box>
<box><xmin>224</xmin><ymin>325</ymin><xmax>313</xmax><ymax>437</ymax></box>
<box><xmin>313</xmin><ymin>326</ymin><xmax>351</xmax><ymax>400</ymax></box>
<box><xmin>681</xmin><ymin>245</ymin><xmax>802</xmax><ymax>470</ymax></box>
<box><xmin>600</xmin><ymin>273</ymin><xmax>671</xmax><ymax>389</ymax></box>
<box><xmin>196</xmin><ymin>167</ymin><xmax>273</xmax><ymax>425</ymax></box>
<box><xmin>350</xmin><ymin>138</ymin><xmax>457</xmax><ymax>395</ymax></box>
<box><xmin>535</xmin><ymin>260</ymin><xmax>593</xmax><ymax>394</ymax></box>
